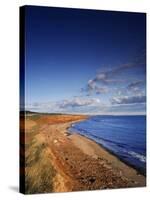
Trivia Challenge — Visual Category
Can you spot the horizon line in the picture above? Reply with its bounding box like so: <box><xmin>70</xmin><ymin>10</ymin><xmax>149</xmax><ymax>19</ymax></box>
<box><xmin>23</xmin><ymin>110</ymin><xmax>146</xmax><ymax>116</ymax></box>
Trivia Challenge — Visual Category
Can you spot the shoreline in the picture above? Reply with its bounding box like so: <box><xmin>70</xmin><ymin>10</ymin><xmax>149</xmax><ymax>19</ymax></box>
<box><xmin>24</xmin><ymin>114</ymin><xmax>146</xmax><ymax>193</ymax></box>
<box><xmin>69</xmin><ymin>132</ymin><xmax>146</xmax><ymax>177</ymax></box>
<box><xmin>50</xmin><ymin>118</ymin><xmax>146</xmax><ymax>189</ymax></box>
<box><xmin>66</xmin><ymin>120</ymin><xmax>146</xmax><ymax>187</ymax></box>
<box><xmin>67</xmin><ymin>118</ymin><xmax>146</xmax><ymax>176</ymax></box>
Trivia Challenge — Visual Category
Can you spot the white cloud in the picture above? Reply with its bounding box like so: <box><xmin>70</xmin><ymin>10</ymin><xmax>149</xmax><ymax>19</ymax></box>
<box><xmin>83</xmin><ymin>78</ymin><xmax>109</xmax><ymax>95</ymax></box>
<box><xmin>83</xmin><ymin>53</ymin><xmax>146</xmax><ymax>97</ymax></box>
<box><xmin>25</xmin><ymin>97</ymin><xmax>101</xmax><ymax>113</ymax></box>
<box><xmin>59</xmin><ymin>97</ymin><xmax>100</xmax><ymax>108</ymax></box>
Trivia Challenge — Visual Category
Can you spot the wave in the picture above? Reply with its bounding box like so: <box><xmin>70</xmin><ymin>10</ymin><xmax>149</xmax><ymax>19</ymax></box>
<box><xmin>124</xmin><ymin>150</ymin><xmax>146</xmax><ymax>163</ymax></box>
<box><xmin>71</xmin><ymin>126</ymin><xmax>133</xmax><ymax>150</ymax></box>
<box><xmin>90</xmin><ymin>134</ymin><xmax>146</xmax><ymax>163</ymax></box>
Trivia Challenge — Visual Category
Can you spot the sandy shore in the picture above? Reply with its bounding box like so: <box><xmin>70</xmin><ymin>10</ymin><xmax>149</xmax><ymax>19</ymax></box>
<box><xmin>24</xmin><ymin>114</ymin><xmax>146</xmax><ymax>193</ymax></box>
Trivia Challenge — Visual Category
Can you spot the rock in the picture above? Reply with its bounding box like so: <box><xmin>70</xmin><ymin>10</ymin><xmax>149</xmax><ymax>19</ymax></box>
<box><xmin>89</xmin><ymin>177</ymin><xmax>96</xmax><ymax>184</ymax></box>
<box><xmin>54</xmin><ymin>139</ymin><xmax>58</xmax><ymax>144</ymax></box>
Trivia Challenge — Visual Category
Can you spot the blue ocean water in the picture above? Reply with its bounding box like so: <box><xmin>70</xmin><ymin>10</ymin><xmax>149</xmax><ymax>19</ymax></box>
<box><xmin>69</xmin><ymin>115</ymin><xmax>146</xmax><ymax>174</ymax></box>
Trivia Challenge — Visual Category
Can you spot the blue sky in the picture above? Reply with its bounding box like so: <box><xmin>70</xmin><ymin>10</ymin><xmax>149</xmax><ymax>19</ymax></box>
<box><xmin>24</xmin><ymin>6</ymin><xmax>146</xmax><ymax>115</ymax></box>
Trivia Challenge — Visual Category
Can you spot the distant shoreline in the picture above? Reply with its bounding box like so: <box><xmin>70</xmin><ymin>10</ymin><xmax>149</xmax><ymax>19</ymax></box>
<box><xmin>22</xmin><ymin>110</ymin><xmax>146</xmax><ymax>117</ymax></box>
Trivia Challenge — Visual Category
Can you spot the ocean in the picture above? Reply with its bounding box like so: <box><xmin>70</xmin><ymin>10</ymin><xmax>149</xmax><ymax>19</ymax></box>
<box><xmin>69</xmin><ymin>115</ymin><xmax>146</xmax><ymax>174</ymax></box>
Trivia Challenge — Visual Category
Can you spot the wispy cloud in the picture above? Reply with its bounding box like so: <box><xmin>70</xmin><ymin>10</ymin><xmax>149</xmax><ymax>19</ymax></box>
<box><xmin>25</xmin><ymin>94</ymin><xmax>146</xmax><ymax>115</ymax></box>
<box><xmin>111</xmin><ymin>95</ymin><xmax>146</xmax><ymax>105</ymax></box>
<box><xmin>59</xmin><ymin>97</ymin><xmax>100</xmax><ymax>108</ymax></box>
<box><xmin>82</xmin><ymin>51</ymin><xmax>146</xmax><ymax>98</ymax></box>
<box><xmin>95</xmin><ymin>86</ymin><xmax>109</xmax><ymax>94</ymax></box>
<box><xmin>25</xmin><ymin>101</ymin><xmax>59</xmax><ymax>113</ymax></box>
<box><xmin>81</xmin><ymin>79</ymin><xmax>109</xmax><ymax>96</ymax></box>
<box><xmin>26</xmin><ymin>97</ymin><xmax>101</xmax><ymax>113</ymax></box>
<box><xmin>127</xmin><ymin>80</ymin><xmax>145</xmax><ymax>91</ymax></box>
<box><xmin>88</xmin><ymin>60</ymin><xmax>145</xmax><ymax>86</ymax></box>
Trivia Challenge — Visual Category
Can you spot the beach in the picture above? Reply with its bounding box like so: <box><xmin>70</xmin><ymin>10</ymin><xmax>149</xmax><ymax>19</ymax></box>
<box><xmin>24</xmin><ymin>114</ymin><xmax>146</xmax><ymax>194</ymax></box>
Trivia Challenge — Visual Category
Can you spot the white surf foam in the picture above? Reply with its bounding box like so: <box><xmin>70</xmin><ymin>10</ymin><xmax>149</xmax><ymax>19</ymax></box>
<box><xmin>127</xmin><ymin>151</ymin><xmax>146</xmax><ymax>163</ymax></box>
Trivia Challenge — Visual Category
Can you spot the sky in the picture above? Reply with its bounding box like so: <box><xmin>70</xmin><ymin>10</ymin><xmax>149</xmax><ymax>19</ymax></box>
<box><xmin>23</xmin><ymin>6</ymin><xmax>146</xmax><ymax>115</ymax></box>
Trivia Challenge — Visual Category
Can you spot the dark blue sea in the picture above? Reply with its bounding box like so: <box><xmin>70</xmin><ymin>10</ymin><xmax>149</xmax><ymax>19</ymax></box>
<box><xmin>69</xmin><ymin>115</ymin><xmax>146</xmax><ymax>174</ymax></box>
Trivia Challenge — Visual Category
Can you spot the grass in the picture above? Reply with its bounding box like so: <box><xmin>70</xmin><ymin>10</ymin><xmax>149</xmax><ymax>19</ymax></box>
<box><xmin>24</xmin><ymin>120</ymin><xmax>56</xmax><ymax>194</ymax></box>
<box><xmin>26</xmin><ymin>114</ymin><xmax>42</xmax><ymax>121</ymax></box>
<box><xmin>23</xmin><ymin>114</ymin><xmax>88</xmax><ymax>193</ymax></box>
